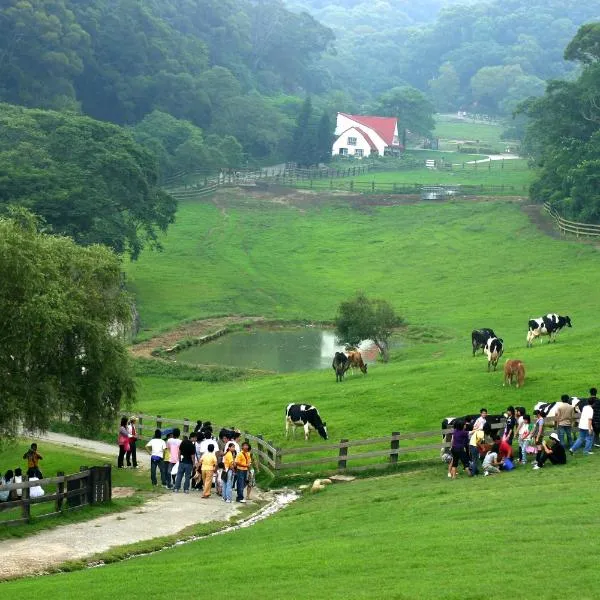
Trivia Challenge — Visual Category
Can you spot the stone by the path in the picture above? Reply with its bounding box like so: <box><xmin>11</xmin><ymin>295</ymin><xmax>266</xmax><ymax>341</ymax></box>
<box><xmin>329</xmin><ymin>474</ymin><xmax>356</xmax><ymax>483</ymax></box>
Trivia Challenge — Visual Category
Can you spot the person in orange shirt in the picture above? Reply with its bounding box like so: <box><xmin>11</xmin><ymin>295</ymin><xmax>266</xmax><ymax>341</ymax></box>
<box><xmin>234</xmin><ymin>442</ymin><xmax>252</xmax><ymax>503</ymax></box>
<box><xmin>222</xmin><ymin>442</ymin><xmax>236</xmax><ymax>503</ymax></box>
<box><xmin>200</xmin><ymin>443</ymin><xmax>217</xmax><ymax>498</ymax></box>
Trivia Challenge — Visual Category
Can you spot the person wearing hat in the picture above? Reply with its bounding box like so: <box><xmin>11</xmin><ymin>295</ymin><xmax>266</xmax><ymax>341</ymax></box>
<box><xmin>127</xmin><ymin>416</ymin><xmax>138</xmax><ymax>469</ymax></box>
<box><xmin>533</xmin><ymin>432</ymin><xmax>567</xmax><ymax>470</ymax></box>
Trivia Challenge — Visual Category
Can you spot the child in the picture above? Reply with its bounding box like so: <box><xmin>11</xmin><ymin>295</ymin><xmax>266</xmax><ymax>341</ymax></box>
<box><xmin>482</xmin><ymin>444</ymin><xmax>502</xmax><ymax>476</ymax></box>
<box><xmin>518</xmin><ymin>415</ymin><xmax>532</xmax><ymax>464</ymax></box>
<box><xmin>215</xmin><ymin>461</ymin><xmax>225</xmax><ymax>497</ymax></box>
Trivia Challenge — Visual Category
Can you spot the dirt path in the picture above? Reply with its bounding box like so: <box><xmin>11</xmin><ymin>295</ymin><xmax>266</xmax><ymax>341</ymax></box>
<box><xmin>0</xmin><ymin>491</ymin><xmax>247</xmax><ymax>580</ymax></box>
<box><xmin>521</xmin><ymin>204</ymin><xmax>561</xmax><ymax>239</ymax></box>
<box><xmin>31</xmin><ymin>431</ymin><xmax>118</xmax><ymax>460</ymax></box>
<box><xmin>130</xmin><ymin>315</ymin><xmax>265</xmax><ymax>359</ymax></box>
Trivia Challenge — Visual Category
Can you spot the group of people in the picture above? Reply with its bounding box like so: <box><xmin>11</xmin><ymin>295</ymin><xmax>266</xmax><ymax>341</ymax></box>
<box><xmin>117</xmin><ymin>416</ymin><xmax>139</xmax><ymax>469</ymax></box>
<box><xmin>448</xmin><ymin>388</ymin><xmax>600</xmax><ymax>478</ymax></box>
<box><xmin>0</xmin><ymin>443</ymin><xmax>46</xmax><ymax>501</ymax></box>
<box><xmin>120</xmin><ymin>419</ymin><xmax>255</xmax><ymax>503</ymax></box>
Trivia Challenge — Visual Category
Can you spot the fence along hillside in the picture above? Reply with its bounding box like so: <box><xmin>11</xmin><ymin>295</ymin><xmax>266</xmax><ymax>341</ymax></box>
<box><xmin>132</xmin><ymin>412</ymin><xmax>575</xmax><ymax>477</ymax></box>
<box><xmin>543</xmin><ymin>203</ymin><xmax>600</xmax><ymax>238</ymax></box>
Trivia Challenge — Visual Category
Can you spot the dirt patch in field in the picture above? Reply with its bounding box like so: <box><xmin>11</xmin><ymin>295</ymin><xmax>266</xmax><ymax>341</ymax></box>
<box><xmin>112</xmin><ymin>487</ymin><xmax>136</xmax><ymax>499</ymax></box>
<box><xmin>521</xmin><ymin>204</ymin><xmax>561</xmax><ymax>239</ymax></box>
<box><xmin>131</xmin><ymin>316</ymin><xmax>265</xmax><ymax>358</ymax></box>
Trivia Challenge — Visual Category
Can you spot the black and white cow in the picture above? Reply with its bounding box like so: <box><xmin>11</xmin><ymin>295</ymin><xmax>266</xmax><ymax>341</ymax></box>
<box><xmin>285</xmin><ymin>403</ymin><xmax>328</xmax><ymax>440</ymax></box>
<box><xmin>471</xmin><ymin>328</ymin><xmax>497</xmax><ymax>356</ymax></box>
<box><xmin>527</xmin><ymin>313</ymin><xmax>572</xmax><ymax>347</ymax></box>
<box><xmin>533</xmin><ymin>397</ymin><xmax>584</xmax><ymax>418</ymax></box>
<box><xmin>332</xmin><ymin>352</ymin><xmax>349</xmax><ymax>382</ymax></box>
<box><xmin>484</xmin><ymin>337</ymin><xmax>503</xmax><ymax>371</ymax></box>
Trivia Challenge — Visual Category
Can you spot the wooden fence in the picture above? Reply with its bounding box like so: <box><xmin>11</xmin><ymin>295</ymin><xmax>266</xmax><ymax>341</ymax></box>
<box><xmin>133</xmin><ymin>411</ymin><xmax>583</xmax><ymax>476</ymax></box>
<box><xmin>543</xmin><ymin>202</ymin><xmax>600</xmax><ymax>238</ymax></box>
<box><xmin>0</xmin><ymin>465</ymin><xmax>111</xmax><ymax>526</ymax></box>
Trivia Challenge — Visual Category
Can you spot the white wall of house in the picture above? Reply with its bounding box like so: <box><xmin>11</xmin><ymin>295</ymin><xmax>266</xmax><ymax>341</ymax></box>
<box><xmin>331</xmin><ymin>127</ymin><xmax>378</xmax><ymax>158</ymax></box>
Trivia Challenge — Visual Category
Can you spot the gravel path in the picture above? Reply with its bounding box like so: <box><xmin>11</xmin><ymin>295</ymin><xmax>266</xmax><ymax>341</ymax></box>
<box><xmin>0</xmin><ymin>492</ymin><xmax>243</xmax><ymax>580</ymax></box>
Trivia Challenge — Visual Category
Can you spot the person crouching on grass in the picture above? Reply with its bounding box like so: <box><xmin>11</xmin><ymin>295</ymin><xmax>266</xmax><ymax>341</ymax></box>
<box><xmin>533</xmin><ymin>433</ymin><xmax>567</xmax><ymax>470</ymax></box>
<box><xmin>483</xmin><ymin>444</ymin><xmax>502</xmax><ymax>476</ymax></box>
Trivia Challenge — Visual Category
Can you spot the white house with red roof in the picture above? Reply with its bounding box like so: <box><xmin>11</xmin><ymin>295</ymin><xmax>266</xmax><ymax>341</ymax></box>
<box><xmin>332</xmin><ymin>112</ymin><xmax>402</xmax><ymax>158</ymax></box>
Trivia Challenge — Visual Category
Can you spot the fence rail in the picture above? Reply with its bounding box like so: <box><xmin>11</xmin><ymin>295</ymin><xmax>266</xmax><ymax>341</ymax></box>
<box><xmin>0</xmin><ymin>466</ymin><xmax>111</xmax><ymax>526</ymax></box>
<box><xmin>543</xmin><ymin>202</ymin><xmax>600</xmax><ymax>238</ymax></box>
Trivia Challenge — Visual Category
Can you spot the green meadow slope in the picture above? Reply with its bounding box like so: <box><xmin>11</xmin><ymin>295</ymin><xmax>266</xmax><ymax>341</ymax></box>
<box><xmin>3</xmin><ymin>460</ymin><xmax>600</xmax><ymax>598</ymax></box>
<box><xmin>126</xmin><ymin>192</ymin><xmax>600</xmax><ymax>445</ymax></box>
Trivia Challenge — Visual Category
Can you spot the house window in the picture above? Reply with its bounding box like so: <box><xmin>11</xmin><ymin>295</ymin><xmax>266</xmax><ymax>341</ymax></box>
<box><xmin>393</xmin><ymin>135</ymin><xmax>400</xmax><ymax>145</ymax></box>
<box><xmin>339</xmin><ymin>148</ymin><xmax>348</xmax><ymax>156</ymax></box>
<box><xmin>347</xmin><ymin>137</ymin><xmax>357</xmax><ymax>146</ymax></box>
<box><xmin>354</xmin><ymin>149</ymin><xmax>364</xmax><ymax>157</ymax></box>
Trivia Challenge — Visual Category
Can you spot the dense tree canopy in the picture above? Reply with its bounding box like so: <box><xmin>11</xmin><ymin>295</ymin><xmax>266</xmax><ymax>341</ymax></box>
<box><xmin>0</xmin><ymin>104</ymin><xmax>176</xmax><ymax>259</ymax></box>
<box><xmin>523</xmin><ymin>23</ymin><xmax>600</xmax><ymax>223</ymax></box>
<box><xmin>0</xmin><ymin>210</ymin><xmax>135</xmax><ymax>438</ymax></box>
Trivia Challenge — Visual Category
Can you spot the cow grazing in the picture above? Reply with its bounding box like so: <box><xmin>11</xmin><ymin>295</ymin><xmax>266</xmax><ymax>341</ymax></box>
<box><xmin>503</xmin><ymin>359</ymin><xmax>525</xmax><ymax>388</ymax></box>
<box><xmin>471</xmin><ymin>328</ymin><xmax>496</xmax><ymax>356</ymax></box>
<box><xmin>332</xmin><ymin>352</ymin><xmax>349</xmax><ymax>382</ymax></box>
<box><xmin>346</xmin><ymin>350</ymin><xmax>367</xmax><ymax>375</ymax></box>
<box><xmin>527</xmin><ymin>313</ymin><xmax>572</xmax><ymax>347</ymax></box>
<box><xmin>285</xmin><ymin>404</ymin><xmax>328</xmax><ymax>440</ymax></box>
<box><xmin>484</xmin><ymin>337</ymin><xmax>503</xmax><ymax>371</ymax></box>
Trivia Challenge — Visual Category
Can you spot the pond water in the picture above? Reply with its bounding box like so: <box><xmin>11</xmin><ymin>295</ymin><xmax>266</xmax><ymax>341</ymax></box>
<box><xmin>175</xmin><ymin>327</ymin><xmax>383</xmax><ymax>373</ymax></box>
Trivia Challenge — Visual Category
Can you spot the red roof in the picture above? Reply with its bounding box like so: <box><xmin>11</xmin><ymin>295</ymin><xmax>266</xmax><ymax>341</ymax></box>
<box><xmin>337</xmin><ymin>127</ymin><xmax>378</xmax><ymax>151</ymax></box>
<box><xmin>339</xmin><ymin>113</ymin><xmax>398</xmax><ymax>146</ymax></box>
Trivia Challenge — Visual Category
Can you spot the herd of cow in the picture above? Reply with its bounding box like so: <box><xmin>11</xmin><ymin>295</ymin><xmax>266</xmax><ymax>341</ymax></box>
<box><xmin>471</xmin><ymin>312</ymin><xmax>572</xmax><ymax>386</ymax></box>
<box><xmin>284</xmin><ymin>313</ymin><xmax>574</xmax><ymax>444</ymax></box>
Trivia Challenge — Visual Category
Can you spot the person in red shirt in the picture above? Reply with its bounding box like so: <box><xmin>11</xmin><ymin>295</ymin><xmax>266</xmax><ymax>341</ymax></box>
<box><xmin>498</xmin><ymin>435</ymin><xmax>513</xmax><ymax>461</ymax></box>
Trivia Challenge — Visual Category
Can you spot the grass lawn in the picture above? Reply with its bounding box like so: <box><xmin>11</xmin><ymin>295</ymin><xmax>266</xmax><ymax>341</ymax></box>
<box><xmin>0</xmin><ymin>440</ymin><xmax>154</xmax><ymax>539</ymax></box>
<box><xmin>126</xmin><ymin>194</ymin><xmax>600</xmax><ymax>454</ymax></box>
<box><xmin>433</xmin><ymin>114</ymin><xmax>512</xmax><ymax>151</ymax></box>
<box><xmin>3</xmin><ymin>459</ymin><xmax>600</xmax><ymax>598</ymax></box>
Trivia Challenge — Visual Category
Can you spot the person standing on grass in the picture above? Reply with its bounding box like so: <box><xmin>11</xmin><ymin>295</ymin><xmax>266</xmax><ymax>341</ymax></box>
<box><xmin>533</xmin><ymin>433</ymin><xmax>567</xmax><ymax>470</ymax></box>
<box><xmin>469</xmin><ymin>423</ymin><xmax>485</xmax><ymax>476</ymax></box>
<box><xmin>517</xmin><ymin>415</ymin><xmax>532</xmax><ymax>464</ymax></box>
<box><xmin>589</xmin><ymin>388</ymin><xmax>600</xmax><ymax>447</ymax></box>
<box><xmin>473</xmin><ymin>408</ymin><xmax>487</xmax><ymax>432</ymax></box>
<box><xmin>117</xmin><ymin>417</ymin><xmax>129</xmax><ymax>469</ymax></box>
<box><xmin>532</xmin><ymin>409</ymin><xmax>545</xmax><ymax>453</ymax></box>
<box><xmin>449</xmin><ymin>420</ymin><xmax>471</xmax><ymax>479</ymax></box>
<box><xmin>555</xmin><ymin>395</ymin><xmax>575</xmax><ymax>449</ymax></box>
<box><xmin>145</xmin><ymin>429</ymin><xmax>167</xmax><ymax>487</ymax></box>
<box><xmin>570</xmin><ymin>398</ymin><xmax>595</xmax><ymax>456</ymax></box>
<box><xmin>174</xmin><ymin>433</ymin><xmax>196</xmax><ymax>493</ymax></box>
<box><xmin>166</xmin><ymin>428</ymin><xmax>181</xmax><ymax>488</ymax></box>
<box><xmin>126</xmin><ymin>417</ymin><xmax>138</xmax><ymax>469</ymax></box>
<box><xmin>515</xmin><ymin>407</ymin><xmax>526</xmax><ymax>462</ymax></box>
<box><xmin>503</xmin><ymin>406</ymin><xmax>517</xmax><ymax>445</ymax></box>
<box><xmin>222</xmin><ymin>442</ymin><xmax>236</xmax><ymax>503</ymax></box>
<box><xmin>234</xmin><ymin>442</ymin><xmax>252</xmax><ymax>503</ymax></box>
<box><xmin>199</xmin><ymin>443</ymin><xmax>217</xmax><ymax>498</ymax></box>
<box><xmin>23</xmin><ymin>443</ymin><xmax>43</xmax><ymax>478</ymax></box>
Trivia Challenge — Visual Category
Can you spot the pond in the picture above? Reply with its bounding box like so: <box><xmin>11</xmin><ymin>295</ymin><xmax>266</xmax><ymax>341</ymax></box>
<box><xmin>175</xmin><ymin>327</ymin><xmax>384</xmax><ymax>373</ymax></box>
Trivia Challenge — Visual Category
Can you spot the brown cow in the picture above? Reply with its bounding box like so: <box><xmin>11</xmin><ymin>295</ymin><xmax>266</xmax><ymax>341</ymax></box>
<box><xmin>503</xmin><ymin>359</ymin><xmax>525</xmax><ymax>388</ymax></box>
<box><xmin>346</xmin><ymin>350</ymin><xmax>367</xmax><ymax>375</ymax></box>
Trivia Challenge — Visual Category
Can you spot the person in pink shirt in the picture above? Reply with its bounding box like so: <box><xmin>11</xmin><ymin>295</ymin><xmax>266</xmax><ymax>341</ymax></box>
<box><xmin>166</xmin><ymin>428</ymin><xmax>181</xmax><ymax>489</ymax></box>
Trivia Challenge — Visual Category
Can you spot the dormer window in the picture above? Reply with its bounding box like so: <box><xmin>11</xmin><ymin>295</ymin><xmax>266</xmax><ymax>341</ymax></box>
<box><xmin>347</xmin><ymin>137</ymin><xmax>357</xmax><ymax>146</ymax></box>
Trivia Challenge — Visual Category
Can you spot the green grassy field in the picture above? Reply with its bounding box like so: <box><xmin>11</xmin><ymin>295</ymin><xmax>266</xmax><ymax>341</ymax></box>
<box><xmin>433</xmin><ymin>114</ymin><xmax>512</xmax><ymax>151</ymax></box>
<box><xmin>125</xmin><ymin>194</ymin><xmax>600</xmax><ymax>450</ymax></box>
<box><xmin>0</xmin><ymin>440</ymin><xmax>153</xmax><ymax>538</ymax></box>
<box><xmin>3</xmin><ymin>459</ymin><xmax>599</xmax><ymax>598</ymax></box>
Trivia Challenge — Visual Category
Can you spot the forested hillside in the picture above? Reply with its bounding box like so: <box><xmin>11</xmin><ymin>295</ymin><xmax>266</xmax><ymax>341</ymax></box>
<box><xmin>286</xmin><ymin>0</ymin><xmax>600</xmax><ymax>115</ymax></box>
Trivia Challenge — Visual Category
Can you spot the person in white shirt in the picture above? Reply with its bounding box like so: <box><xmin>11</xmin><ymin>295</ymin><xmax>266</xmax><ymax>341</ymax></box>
<box><xmin>145</xmin><ymin>429</ymin><xmax>167</xmax><ymax>487</ymax></box>
<box><xmin>473</xmin><ymin>408</ymin><xmax>488</xmax><ymax>432</ymax></box>
<box><xmin>482</xmin><ymin>445</ymin><xmax>502</xmax><ymax>476</ymax></box>
<box><xmin>570</xmin><ymin>398</ymin><xmax>595</xmax><ymax>455</ymax></box>
<box><xmin>27</xmin><ymin>469</ymin><xmax>45</xmax><ymax>498</ymax></box>
<box><xmin>199</xmin><ymin>436</ymin><xmax>220</xmax><ymax>456</ymax></box>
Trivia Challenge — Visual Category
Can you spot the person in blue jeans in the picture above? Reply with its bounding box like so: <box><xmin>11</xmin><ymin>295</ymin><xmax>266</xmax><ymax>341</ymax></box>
<box><xmin>570</xmin><ymin>398</ymin><xmax>595</xmax><ymax>456</ymax></box>
<box><xmin>222</xmin><ymin>442</ymin><xmax>236</xmax><ymax>503</ymax></box>
<box><xmin>174</xmin><ymin>433</ymin><xmax>197</xmax><ymax>493</ymax></box>
<box><xmin>234</xmin><ymin>442</ymin><xmax>252</xmax><ymax>503</ymax></box>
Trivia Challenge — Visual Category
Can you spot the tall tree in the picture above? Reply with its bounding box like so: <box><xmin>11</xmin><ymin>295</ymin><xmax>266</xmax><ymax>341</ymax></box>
<box><xmin>316</xmin><ymin>112</ymin><xmax>333</xmax><ymax>164</ymax></box>
<box><xmin>0</xmin><ymin>104</ymin><xmax>177</xmax><ymax>259</ymax></box>
<box><xmin>0</xmin><ymin>209</ymin><xmax>135</xmax><ymax>438</ymax></box>
<box><xmin>290</xmin><ymin>96</ymin><xmax>317</xmax><ymax>166</ymax></box>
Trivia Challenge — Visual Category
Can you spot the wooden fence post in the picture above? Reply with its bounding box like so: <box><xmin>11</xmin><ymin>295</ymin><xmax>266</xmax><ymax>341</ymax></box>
<box><xmin>338</xmin><ymin>439</ymin><xmax>349</xmax><ymax>470</ymax></box>
<box><xmin>22</xmin><ymin>483</ymin><xmax>31</xmax><ymax>523</ymax></box>
<box><xmin>56</xmin><ymin>471</ymin><xmax>65</xmax><ymax>512</ymax></box>
<box><xmin>138</xmin><ymin>416</ymin><xmax>143</xmax><ymax>438</ymax></box>
<box><xmin>80</xmin><ymin>466</ymin><xmax>89</xmax><ymax>506</ymax></box>
<box><xmin>106</xmin><ymin>464</ymin><xmax>112</xmax><ymax>502</ymax></box>
<box><xmin>156</xmin><ymin>415</ymin><xmax>162</xmax><ymax>431</ymax></box>
<box><xmin>256</xmin><ymin>435</ymin><xmax>264</xmax><ymax>471</ymax></box>
<box><xmin>183</xmin><ymin>419</ymin><xmax>190</xmax><ymax>435</ymax></box>
<box><xmin>390</xmin><ymin>432</ymin><xmax>400</xmax><ymax>464</ymax></box>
